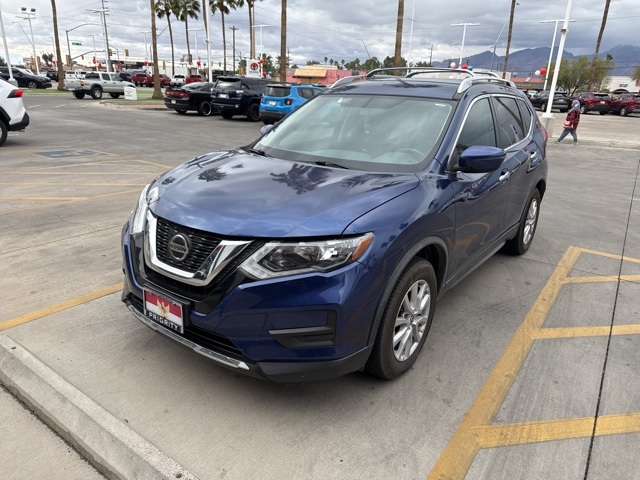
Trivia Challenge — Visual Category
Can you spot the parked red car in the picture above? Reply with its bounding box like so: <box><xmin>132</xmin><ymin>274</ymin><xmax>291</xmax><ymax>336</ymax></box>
<box><xmin>131</xmin><ymin>71</ymin><xmax>154</xmax><ymax>87</ymax></box>
<box><xmin>186</xmin><ymin>74</ymin><xmax>203</xmax><ymax>84</ymax></box>
<box><xmin>158</xmin><ymin>74</ymin><xmax>171</xmax><ymax>87</ymax></box>
<box><xmin>573</xmin><ymin>92</ymin><xmax>612</xmax><ymax>115</ymax></box>
<box><xmin>609</xmin><ymin>93</ymin><xmax>638</xmax><ymax>116</ymax></box>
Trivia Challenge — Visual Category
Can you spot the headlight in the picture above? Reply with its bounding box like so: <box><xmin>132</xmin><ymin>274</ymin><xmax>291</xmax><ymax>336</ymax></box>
<box><xmin>130</xmin><ymin>184</ymin><xmax>151</xmax><ymax>235</ymax></box>
<box><xmin>239</xmin><ymin>233</ymin><xmax>374</xmax><ymax>280</ymax></box>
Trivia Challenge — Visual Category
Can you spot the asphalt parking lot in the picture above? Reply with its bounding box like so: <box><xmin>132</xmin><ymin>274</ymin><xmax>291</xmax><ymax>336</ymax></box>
<box><xmin>1</xmin><ymin>93</ymin><xmax>639</xmax><ymax>480</ymax></box>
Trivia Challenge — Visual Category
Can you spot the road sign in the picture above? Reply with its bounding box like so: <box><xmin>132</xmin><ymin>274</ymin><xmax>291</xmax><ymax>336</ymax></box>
<box><xmin>71</xmin><ymin>41</ymin><xmax>82</xmax><ymax>46</ymax></box>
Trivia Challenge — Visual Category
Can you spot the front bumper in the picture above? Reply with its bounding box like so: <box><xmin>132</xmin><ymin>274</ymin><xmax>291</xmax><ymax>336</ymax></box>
<box><xmin>121</xmin><ymin>220</ymin><xmax>382</xmax><ymax>381</ymax></box>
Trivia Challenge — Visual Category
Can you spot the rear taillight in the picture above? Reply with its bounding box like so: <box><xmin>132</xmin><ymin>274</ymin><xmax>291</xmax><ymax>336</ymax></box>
<box><xmin>285</xmin><ymin>98</ymin><xmax>293</xmax><ymax>106</ymax></box>
<box><xmin>536</xmin><ymin>119</ymin><xmax>548</xmax><ymax>143</ymax></box>
<box><xmin>80</xmin><ymin>81</ymin><xmax>85</xmax><ymax>87</ymax></box>
<box><xmin>8</xmin><ymin>89</ymin><xmax>23</xmax><ymax>98</ymax></box>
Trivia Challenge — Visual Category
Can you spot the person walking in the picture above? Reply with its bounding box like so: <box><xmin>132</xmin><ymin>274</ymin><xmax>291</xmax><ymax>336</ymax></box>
<box><xmin>557</xmin><ymin>99</ymin><xmax>581</xmax><ymax>145</ymax></box>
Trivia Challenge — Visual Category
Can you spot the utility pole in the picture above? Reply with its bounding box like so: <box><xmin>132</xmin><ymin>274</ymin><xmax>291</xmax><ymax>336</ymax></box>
<box><xmin>0</xmin><ymin>6</ymin><xmax>16</xmax><ymax>85</ymax></box>
<box><xmin>229</xmin><ymin>25</ymin><xmax>238</xmax><ymax>74</ymax></box>
<box><xmin>89</xmin><ymin>33</ymin><xmax>99</xmax><ymax>71</ymax></box>
<box><xmin>407</xmin><ymin>0</ymin><xmax>416</xmax><ymax>68</ymax></box>
<box><xmin>88</xmin><ymin>0</ymin><xmax>111</xmax><ymax>73</ymax></box>
<box><xmin>142</xmin><ymin>31</ymin><xmax>151</xmax><ymax>62</ymax></box>
<box><xmin>18</xmin><ymin>7</ymin><xmax>39</xmax><ymax>74</ymax></box>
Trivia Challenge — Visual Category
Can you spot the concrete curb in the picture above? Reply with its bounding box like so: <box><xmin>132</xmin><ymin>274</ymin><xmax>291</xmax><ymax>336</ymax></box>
<box><xmin>100</xmin><ymin>101</ymin><xmax>167</xmax><ymax>111</ymax></box>
<box><xmin>0</xmin><ymin>334</ymin><xmax>198</xmax><ymax>480</ymax></box>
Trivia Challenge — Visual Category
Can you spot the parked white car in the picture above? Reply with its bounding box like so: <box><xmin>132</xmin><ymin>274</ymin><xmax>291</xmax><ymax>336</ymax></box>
<box><xmin>170</xmin><ymin>74</ymin><xmax>186</xmax><ymax>88</ymax></box>
<box><xmin>0</xmin><ymin>78</ymin><xmax>29</xmax><ymax>146</ymax></box>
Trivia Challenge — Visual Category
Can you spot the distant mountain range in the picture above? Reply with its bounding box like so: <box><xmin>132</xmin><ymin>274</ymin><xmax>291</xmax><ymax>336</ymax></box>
<box><xmin>433</xmin><ymin>44</ymin><xmax>640</xmax><ymax>76</ymax></box>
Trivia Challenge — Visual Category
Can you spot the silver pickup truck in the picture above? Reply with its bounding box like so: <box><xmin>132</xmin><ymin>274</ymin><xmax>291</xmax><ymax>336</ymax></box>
<box><xmin>65</xmin><ymin>71</ymin><xmax>136</xmax><ymax>100</ymax></box>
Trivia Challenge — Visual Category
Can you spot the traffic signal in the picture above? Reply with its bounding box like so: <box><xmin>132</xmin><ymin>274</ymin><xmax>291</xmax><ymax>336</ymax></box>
<box><xmin>125</xmin><ymin>49</ymin><xmax>129</xmax><ymax>56</ymax></box>
<box><xmin>109</xmin><ymin>49</ymin><xmax>113</xmax><ymax>56</ymax></box>
<box><xmin>66</xmin><ymin>54</ymin><xmax>71</xmax><ymax>65</ymax></box>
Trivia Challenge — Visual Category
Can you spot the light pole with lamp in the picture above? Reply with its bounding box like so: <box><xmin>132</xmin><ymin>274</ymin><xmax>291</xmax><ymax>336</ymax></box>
<box><xmin>251</xmin><ymin>24</ymin><xmax>269</xmax><ymax>76</ymax></box>
<box><xmin>66</xmin><ymin>23</ymin><xmax>100</xmax><ymax>68</ymax></box>
<box><xmin>88</xmin><ymin>33</ymin><xmax>99</xmax><ymax>71</ymax></box>
<box><xmin>18</xmin><ymin>7</ymin><xmax>39</xmax><ymax>74</ymax></box>
<box><xmin>539</xmin><ymin>18</ymin><xmax>575</xmax><ymax>91</ymax></box>
<box><xmin>0</xmin><ymin>6</ymin><xmax>16</xmax><ymax>85</ymax></box>
<box><xmin>188</xmin><ymin>27</ymin><xmax>202</xmax><ymax>66</ymax></box>
<box><xmin>142</xmin><ymin>31</ymin><xmax>151</xmax><ymax>63</ymax></box>
<box><xmin>450</xmin><ymin>22</ymin><xmax>480</xmax><ymax>67</ymax></box>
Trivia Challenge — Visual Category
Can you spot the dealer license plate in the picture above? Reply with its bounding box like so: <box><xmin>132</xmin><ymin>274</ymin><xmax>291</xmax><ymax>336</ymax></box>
<box><xmin>171</xmin><ymin>99</ymin><xmax>176</xmax><ymax>104</ymax></box>
<box><xmin>269</xmin><ymin>100</ymin><xmax>276</xmax><ymax>106</ymax></box>
<box><xmin>218</xmin><ymin>93</ymin><xmax>228</xmax><ymax>98</ymax></box>
<box><xmin>143</xmin><ymin>289</ymin><xmax>184</xmax><ymax>334</ymax></box>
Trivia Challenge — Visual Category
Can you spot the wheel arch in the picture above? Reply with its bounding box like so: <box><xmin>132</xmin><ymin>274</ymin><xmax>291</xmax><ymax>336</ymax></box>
<box><xmin>365</xmin><ymin>236</ymin><xmax>449</xmax><ymax>346</ymax></box>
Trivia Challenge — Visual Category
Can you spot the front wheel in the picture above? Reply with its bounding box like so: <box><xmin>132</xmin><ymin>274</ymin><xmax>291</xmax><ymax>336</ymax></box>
<box><xmin>0</xmin><ymin>120</ymin><xmax>8</xmax><ymax>147</ymax></box>
<box><xmin>27</xmin><ymin>81</ymin><xmax>37</xmax><ymax>89</ymax></box>
<box><xmin>540</xmin><ymin>102</ymin><xmax>547</xmax><ymax>111</ymax></box>
<box><xmin>91</xmin><ymin>87</ymin><xmax>103</xmax><ymax>99</ymax></box>
<box><xmin>366</xmin><ymin>258</ymin><xmax>437</xmax><ymax>380</ymax></box>
<box><xmin>580</xmin><ymin>104</ymin><xmax>587</xmax><ymax>114</ymax></box>
<box><xmin>73</xmin><ymin>91</ymin><xmax>86</xmax><ymax>99</ymax></box>
<box><xmin>620</xmin><ymin>106</ymin><xmax>628</xmax><ymax>116</ymax></box>
<box><xmin>503</xmin><ymin>189</ymin><xmax>541</xmax><ymax>256</ymax></box>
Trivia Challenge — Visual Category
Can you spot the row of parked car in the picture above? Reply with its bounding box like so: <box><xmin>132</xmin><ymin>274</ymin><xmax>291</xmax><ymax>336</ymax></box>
<box><xmin>529</xmin><ymin>90</ymin><xmax>639</xmax><ymax>116</ymax></box>
<box><xmin>163</xmin><ymin>76</ymin><xmax>325</xmax><ymax>123</ymax></box>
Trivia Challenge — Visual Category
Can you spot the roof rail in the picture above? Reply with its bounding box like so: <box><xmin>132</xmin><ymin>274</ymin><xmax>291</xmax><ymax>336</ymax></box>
<box><xmin>328</xmin><ymin>74</ymin><xmax>367</xmax><ymax>89</ymax></box>
<box><xmin>457</xmin><ymin>76</ymin><xmax>516</xmax><ymax>93</ymax></box>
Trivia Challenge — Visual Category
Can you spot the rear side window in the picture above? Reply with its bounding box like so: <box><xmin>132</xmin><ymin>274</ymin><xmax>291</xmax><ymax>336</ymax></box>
<box><xmin>493</xmin><ymin>96</ymin><xmax>526</xmax><ymax>148</ymax></box>
<box><xmin>298</xmin><ymin>88</ymin><xmax>315</xmax><ymax>99</ymax></box>
<box><xmin>85</xmin><ymin>73</ymin><xmax>99</xmax><ymax>79</ymax></box>
<box><xmin>517</xmin><ymin>99</ymin><xmax>533</xmax><ymax>135</ymax></box>
<box><xmin>452</xmin><ymin>97</ymin><xmax>496</xmax><ymax>167</ymax></box>
<box><xmin>265</xmin><ymin>86</ymin><xmax>291</xmax><ymax>97</ymax></box>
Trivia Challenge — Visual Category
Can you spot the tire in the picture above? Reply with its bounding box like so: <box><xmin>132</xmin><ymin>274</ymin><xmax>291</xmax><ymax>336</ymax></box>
<box><xmin>91</xmin><ymin>86</ymin><xmax>103</xmax><ymax>99</ymax></box>
<box><xmin>175</xmin><ymin>109</ymin><xmax>187</xmax><ymax>114</ymax></box>
<box><xmin>580</xmin><ymin>104</ymin><xmax>587</xmax><ymax>114</ymax></box>
<box><xmin>27</xmin><ymin>80</ymin><xmax>37</xmax><ymax>89</ymax></box>
<box><xmin>221</xmin><ymin>112</ymin><xmax>234</xmax><ymax>120</ymax></box>
<box><xmin>540</xmin><ymin>102</ymin><xmax>547</xmax><ymax>111</ymax></box>
<box><xmin>246</xmin><ymin>103</ymin><xmax>260</xmax><ymax>122</ymax></box>
<box><xmin>599</xmin><ymin>111</ymin><xmax>607</xmax><ymax>115</ymax></box>
<box><xmin>366</xmin><ymin>258</ymin><xmax>437</xmax><ymax>380</ymax></box>
<box><xmin>197</xmin><ymin>100</ymin><xmax>213</xmax><ymax>116</ymax></box>
<box><xmin>73</xmin><ymin>91</ymin><xmax>86</xmax><ymax>99</ymax></box>
<box><xmin>0</xmin><ymin>120</ymin><xmax>7</xmax><ymax>147</ymax></box>
<box><xmin>620</xmin><ymin>106</ymin><xmax>628</xmax><ymax>116</ymax></box>
<box><xmin>109</xmin><ymin>93</ymin><xmax>120</xmax><ymax>98</ymax></box>
<box><xmin>503</xmin><ymin>189</ymin><xmax>541</xmax><ymax>256</ymax></box>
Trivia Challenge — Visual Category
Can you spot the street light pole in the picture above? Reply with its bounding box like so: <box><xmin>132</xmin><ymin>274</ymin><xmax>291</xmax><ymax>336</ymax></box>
<box><xmin>65</xmin><ymin>23</ymin><xmax>100</xmax><ymax>68</ymax></box>
<box><xmin>0</xmin><ymin>6</ymin><xmax>16</xmax><ymax>84</ymax></box>
<box><xmin>19</xmin><ymin>7</ymin><xmax>39</xmax><ymax>74</ymax></box>
<box><xmin>450</xmin><ymin>22</ymin><xmax>480</xmax><ymax>67</ymax></box>
<box><xmin>204</xmin><ymin>0</ymin><xmax>211</xmax><ymax>82</ymax></box>
<box><xmin>142</xmin><ymin>31</ymin><xmax>151</xmax><ymax>62</ymax></box>
<box><xmin>539</xmin><ymin>18</ymin><xmax>576</xmax><ymax>91</ymax></box>
<box><xmin>252</xmin><ymin>24</ymin><xmax>269</xmax><ymax>76</ymax></box>
<box><xmin>229</xmin><ymin>25</ymin><xmax>238</xmax><ymax>73</ymax></box>
<box><xmin>407</xmin><ymin>0</ymin><xmax>416</xmax><ymax>69</ymax></box>
<box><xmin>89</xmin><ymin>33</ymin><xmax>98</xmax><ymax>71</ymax></box>
<box><xmin>188</xmin><ymin>28</ymin><xmax>202</xmax><ymax>65</ymax></box>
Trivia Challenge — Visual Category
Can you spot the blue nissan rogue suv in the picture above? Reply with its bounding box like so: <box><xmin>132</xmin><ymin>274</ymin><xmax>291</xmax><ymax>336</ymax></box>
<box><xmin>121</xmin><ymin>68</ymin><xmax>548</xmax><ymax>381</ymax></box>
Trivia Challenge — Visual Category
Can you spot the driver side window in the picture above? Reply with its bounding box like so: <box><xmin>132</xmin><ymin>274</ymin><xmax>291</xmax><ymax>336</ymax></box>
<box><xmin>452</xmin><ymin>98</ymin><xmax>496</xmax><ymax>168</ymax></box>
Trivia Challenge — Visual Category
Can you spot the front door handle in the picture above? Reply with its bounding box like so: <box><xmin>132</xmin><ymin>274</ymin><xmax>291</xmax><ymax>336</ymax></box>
<box><xmin>499</xmin><ymin>170</ymin><xmax>511</xmax><ymax>182</ymax></box>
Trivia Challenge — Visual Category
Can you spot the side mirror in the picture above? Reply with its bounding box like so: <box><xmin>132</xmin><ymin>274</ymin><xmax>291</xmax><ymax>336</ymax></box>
<box><xmin>458</xmin><ymin>146</ymin><xmax>506</xmax><ymax>173</ymax></box>
<box><xmin>260</xmin><ymin>124</ymin><xmax>274</xmax><ymax>135</ymax></box>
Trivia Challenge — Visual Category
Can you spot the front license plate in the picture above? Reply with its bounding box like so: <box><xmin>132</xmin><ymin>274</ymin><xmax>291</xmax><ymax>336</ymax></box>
<box><xmin>143</xmin><ymin>289</ymin><xmax>184</xmax><ymax>334</ymax></box>
<box><xmin>171</xmin><ymin>99</ymin><xmax>176</xmax><ymax>104</ymax></box>
<box><xmin>218</xmin><ymin>93</ymin><xmax>228</xmax><ymax>98</ymax></box>
<box><xmin>269</xmin><ymin>100</ymin><xmax>276</xmax><ymax>106</ymax></box>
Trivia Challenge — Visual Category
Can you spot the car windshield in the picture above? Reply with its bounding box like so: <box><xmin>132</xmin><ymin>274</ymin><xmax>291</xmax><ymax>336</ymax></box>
<box><xmin>265</xmin><ymin>86</ymin><xmax>291</xmax><ymax>97</ymax></box>
<box><xmin>16</xmin><ymin>68</ymin><xmax>33</xmax><ymax>75</ymax></box>
<box><xmin>254</xmin><ymin>94</ymin><xmax>454</xmax><ymax>172</ymax></box>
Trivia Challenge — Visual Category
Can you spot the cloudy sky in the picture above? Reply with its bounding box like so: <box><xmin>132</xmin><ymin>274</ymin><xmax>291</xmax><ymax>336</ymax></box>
<box><xmin>2</xmin><ymin>0</ymin><xmax>639</xmax><ymax>69</ymax></box>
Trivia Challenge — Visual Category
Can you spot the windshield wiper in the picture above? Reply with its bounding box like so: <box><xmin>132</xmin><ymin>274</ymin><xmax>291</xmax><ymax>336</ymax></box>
<box><xmin>249</xmin><ymin>148</ymin><xmax>271</xmax><ymax>157</ymax></box>
<box><xmin>313</xmin><ymin>160</ymin><xmax>349</xmax><ymax>169</ymax></box>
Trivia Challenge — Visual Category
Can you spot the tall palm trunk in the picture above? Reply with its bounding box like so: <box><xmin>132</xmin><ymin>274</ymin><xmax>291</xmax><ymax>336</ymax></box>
<box><xmin>50</xmin><ymin>0</ymin><xmax>65</xmax><ymax>90</ymax></box>
<box><xmin>249</xmin><ymin>3</ymin><xmax>255</xmax><ymax>59</ymax></box>
<box><xmin>502</xmin><ymin>0</ymin><xmax>517</xmax><ymax>79</ymax></box>
<box><xmin>280</xmin><ymin>0</ymin><xmax>286</xmax><ymax>81</ymax></box>
<box><xmin>221</xmin><ymin>12</ymin><xmax>227</xmax><ymax>73</ymax></box>
<box><xmin>151</xmin><ymin>0</ymin><xmax>163</xmax><ymax>99</ymax></box>
<box><xmin>167</xmin><ymin>16</ymin><xmax>175</xmax><ymax>76</ymax></box>
<box><xmin>588</xmin><ymin>0</ymin><xmax>611</xmax><ymax>90</ymax></box>
<box><xmin>393</xmin><ymin>0</ymin><xmax>404</xmax><ymax>68</ymax></box>
<box><xmin>185</xmin><ymin>16</ymin><xmax>192</xmax><ymax>63</ymax></box>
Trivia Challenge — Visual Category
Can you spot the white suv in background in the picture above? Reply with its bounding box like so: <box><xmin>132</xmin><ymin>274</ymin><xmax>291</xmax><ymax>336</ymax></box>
<box><xmin>0</xmin><ymin>78</ymin><xmax>30</xmax><ymax>147</ymax></box>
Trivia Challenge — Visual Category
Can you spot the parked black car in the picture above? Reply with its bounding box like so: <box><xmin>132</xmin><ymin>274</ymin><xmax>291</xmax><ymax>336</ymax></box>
<box><xmin>211</xmin><ymin>76</ymin><xmax>274</xmax><ymax>121</ymax></box>
<box><xmin>118</xmin><ymin>71</ymin><xmax>133</xmax><ymax>83</ymax></box>
<box><xmin>529</xmin><ymin>90</ymin><xmax>570</xmax><ymax>112</ymax></box>
<box><xmin>164</xmin><ymin>82</ymin><xmax>218</xmax><ymax>116</ymax></box>
<box><xmin>44</xmin><ymin>69</ymin><xmax>59</xmax><ymax>82</ymax></box>
<box><xmin>0</xmin><ymin>67</ymin><xmax>52</xmax><ymax>89</ymax></box>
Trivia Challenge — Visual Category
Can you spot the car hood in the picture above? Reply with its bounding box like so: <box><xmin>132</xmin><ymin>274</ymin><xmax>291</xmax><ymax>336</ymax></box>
<box><xmin>149</xmin><ymin>150</ymin><xmax>419</xmax><ymax>237</ymax></box>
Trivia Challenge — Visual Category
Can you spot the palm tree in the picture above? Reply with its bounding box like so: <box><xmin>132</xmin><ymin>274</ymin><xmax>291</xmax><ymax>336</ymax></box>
<box><xmin>211</xmin><ymin>1</ymin><xmax>239</xmax><ymax>74</ymax></box>
<box><xmin>280</xmin><ymin>0</ymin><xmax>286</xmax><ymax>81</ymax></box>
<box><xmin>393</xmin><ymin>0</ymin><xmax>404</xmax><ymax>68</ymax></box>
<box><xmin>502</xmin><ymin>0</ymin><xmax>517</xmax><ymax>79</ymax></box>
<box><xmin>50</xmin><ymin>0</ymin><xmax>65</xmax><ymax>90</ymax></box>
<box><xmin>156</xmin><ymin>0</ymin><xmax>177</xmax><ymax>76</ymax></box>
<box><xmin>176</xmin><ymin>0</ymin><xmax>200</xmax><ymax>64</ymax></box>
<box><xmin>588</xmin><ymin>0</ymin><xmax>611</xmax><ymax>90</ymax></box>
<box><xmin>150</xmin><ymin>0</ymin><xmax>163</xmax><ymax>99</ymax></box>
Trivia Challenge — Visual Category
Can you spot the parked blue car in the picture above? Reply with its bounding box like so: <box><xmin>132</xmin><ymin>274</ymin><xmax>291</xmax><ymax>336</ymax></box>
<box><xmin>259</xmin><ymin>83</ymin><xmax>324</xmax><ymax>124</ymax></box>
<box><xmin>121</xmin><ymin>68</ymin><xmax>548</xmax><ymax>381</ymax></box>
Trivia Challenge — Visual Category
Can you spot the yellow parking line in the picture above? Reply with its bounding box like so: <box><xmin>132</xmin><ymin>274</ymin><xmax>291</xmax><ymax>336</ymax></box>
<box><xmin>134</xmin><ymin>159</ymin><xmax>173</xmax><ymax>169</ymax></box>
<box><xmin>427</xmin><ymin>246</ymin><xmax>582</xmax><ymax>480</ymax></box>
<box><xmin>0</xmin><ymin>283</ymin><xmax>123</xmax><ymax>331</ymax></box>
<box><xmin>564</xmin><ymin>274</ymin><xmax>640</xmax><ymax>284</ymax></box>
<box><xmin>472</xmin><ymin>412</ymin><xmax>640</xmax><ymax>448</ymax></box>
<box><xmin>578</xmin><ymin>248</ymin><xmax>640</xmax><ymax>264</ymax></box>
<box><xmin>528</xmin><ymin>324</ymin><xmax>640</xmax><ymax>339</ymax></box>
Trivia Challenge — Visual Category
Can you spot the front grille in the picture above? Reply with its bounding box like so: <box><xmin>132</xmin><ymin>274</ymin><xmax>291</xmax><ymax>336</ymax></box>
<box><xmin>156</xmin><ymin>217</ymin><xmax>220</xmax><ymax>273</ymax></box>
